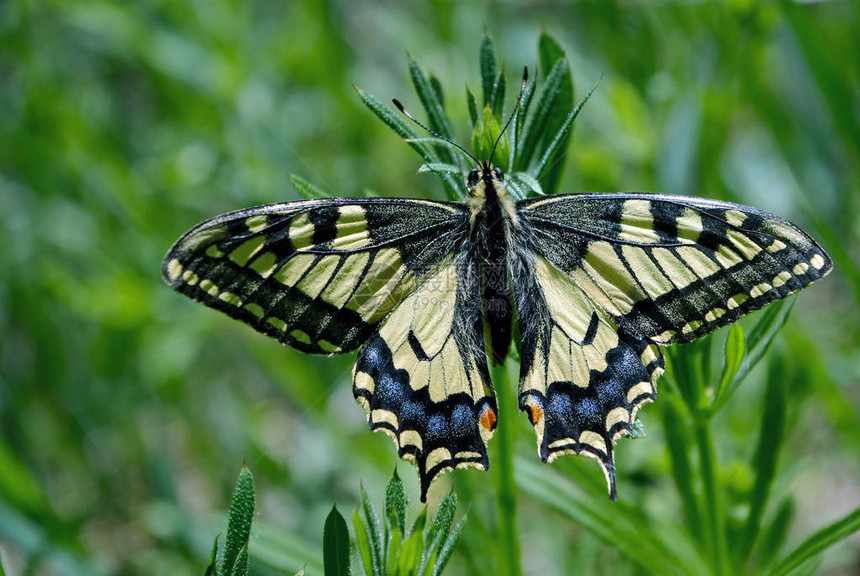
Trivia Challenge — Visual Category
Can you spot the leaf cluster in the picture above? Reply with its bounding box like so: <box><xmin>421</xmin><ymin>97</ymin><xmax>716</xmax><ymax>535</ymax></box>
<box><xmin>352</xmin><ymin>31</ymin><xmax>594</xmax><ymax>201</ymax></box>
<box><xmin>350</xmin><ymin>471</ymin><xmax>465</xmax><ymax>576</ymax></box>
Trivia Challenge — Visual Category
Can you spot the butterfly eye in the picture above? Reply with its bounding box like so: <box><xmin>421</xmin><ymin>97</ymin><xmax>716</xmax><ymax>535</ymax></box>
<box><xmin>493</xmin><ymin>166</ymin><xmax>504</xmax><ymax>180</ymax></box>
<box><xmin>467</xmin><ymin>169</ymin><xmax>480</xmax><ymax>186</ymax></box>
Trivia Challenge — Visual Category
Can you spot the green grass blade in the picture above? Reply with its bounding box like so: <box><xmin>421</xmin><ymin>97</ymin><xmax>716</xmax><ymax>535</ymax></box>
<box><xmin>229</xmin><ymin>545</ymin><xmax>249</xmax><ymax>576</ymax></box>
<box><xmin>661</xmin><ymin>396</ymin><xmax>701</xmax><ymax>535</ymax></box>
<box><xmin>466</xmin><ymin>86</ymin><xmax>478</xmax><ymax>127</ymax></box>
<box><xmin>491</xmin><ymin>71</ymin><xmax>506</xmax><ymax>117</ymax></box>
<box><xmin>357</xmin><ymin>88</ymin><xmax>463</xmax><ymax>199</ymax></box>
<box><xmin>204</xmin><ymin>536</ymin><xmax>219</xmax><ymax>576</ymax></box>
<box><xmin>516</xmin><ymin>458</ymin><xmax>707</xmax><ymax>575</ymax></box>
<box><xmin>324</xmin><ymin>505</ymin><xmax>351</xmax><ymax>576</ymax></box>
<box><xmin>531</xmin><ymin>79</ymin><xmax>598</xmax><ymax>187</ymax></box>
<box><xmin>766</xmin><ymin>505</ymin><xmax>860</xmax><ymax>576</ymax></box>
<box><xmin>537</xmin><ymin>31</ymin><xmax>574</xmax><ymax>192</ymax></box>
<box><xmin>228</xmin><ymin>544</ymin><xmax>249</xmax><ymax>576</ymax></box>
<box><xmin>417</xmin><ymin>163</ymin><xmax>461</xmax><ymax>175</ymax></box>
<box><xmin>506</xmin><ymin>171</ymin><xmax>543</xmax><ymax>199</ymax></box>
<box><xmin>516</xmin><ymin>57</ymin><xmax>571</xmax><ymax>171</ymax></box>
<box><xmin>356</xmin><ymin>87</ymin><xmax>428</xmax><ymax>158</ymax></box>
<box><xmin>425</xmin><ymin>491</ymin><xmax>456</xmax><ymax>558</ymax></box>
<box><xmin>385</xmin><ymin>469</ymin><xmax>408</xmax><ymax>537</ymax></box>
<box><xmin>224</xmin><ymin>466</ymin><xmax>255</xmax><ymax>575</ymax></box>
<box><xmin>408</xmin><ymin>55</ymin><xmax>454</xmax><ymax>141</ymax></box>
<box><xmin>289</xmin><ymin>173</ymin><xmax>329</xmax><ymax>199</ymax></box>
<box><xmin>714</xmin><ymin>299</ymin><xmax>794</xmax><ymax>413</ymax></box>
<box><xmin>756</xmin><ymin>498</ymin><xmax>795</xmax><ymax>569</ymax></box>
<box><xmin>353</xmin><ymin>508</ymin><xmax>374</xmax><ymax>576</ymax></box>
<box><xmin>711</xmin><ymin>323</ymin><xmax>745</xmax><ymax>414</ymax></box>
<box><xmin>432</xmin><ymin>514</ymin><xmax>466</xmax><ymax>576</ymax></box>
<box><xmin>479</xmin><ymin>32</ymin><xmax>498</xmax><ymax>108</ymax></box>
<box><xmin>736</xmin><ymin>353</ymin><xmax>788</xmax><ymax>565</ymax></box>
<box><xmin>361</xmin><ymin>485</ymin><xmax>384</xmax><ymax>576</ymax></box>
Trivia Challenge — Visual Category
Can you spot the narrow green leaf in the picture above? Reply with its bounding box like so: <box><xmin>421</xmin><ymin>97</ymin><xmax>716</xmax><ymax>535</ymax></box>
<box><xmin>357</xmin><ymin>88</ymin><xmax>464</xmax><ymax>200</ymax></box>
<box><xmin>531</xmin><ymin>78</ymin><xmax>598</xmax><ymax>186</ymax></box>
<box><xmin>289</xmin><ymin>173</ymin><xmax>329</xmax><ymax>199</ymax></box>
<box><xmin>715</xmin><ymin>298</ymin><xmax>794</xmax><ymax>412</ymax></box>
<box><xmin>408</xmin><ymin>55</ymin><xmax>454</xmax><ymax>140</ymax></box>
<box><xmin>386</xmin><ymin>526</ymin><xmax>402</xmax><ymax>575</ymax></box>
<box><xmin>421</xmin><ymin>551</ymin><xmax>437</xmax><ymax>576</ymax></box>
<box><xmin>736</xmin><ymin>353</ymin><xmax>788</xmax><ymax>563</ymax></box>
<box><xmin>204</xmin><ymin>536</ymin><xmax>219</xmax><ymax>576</ymax></box>
<box><xmin>419</xmin><ymin>491</ymin><xmax>456</xmax><ymax>575</ymax></box>
<box><xmin>429</xmin><ymin>75</ymin><xmax>445</xmax><ymax>110</ymax></box>
<box><xmin>426</xmin><ymin>491</ymin><xmax>456</xmax><ymax>550</ymax></box>
<box><xmin>479</xmin><ymin>32</ymin><xmax>498</xmax><ymax>108</ymax></box>
<box><xmin>417</xmin><ymin>163</ymin><xmax>461</xmax><ymax>175</ymax></box>
<box><xmin>432</xmin><ymin>515</ymin><xmax>466</xmax><ymax>576</ymax></box>
<box><xmin>766</xmin><ymin>505</ymin><xmax>860</xmax><ymax>576</ymax></box>
<box><xmin>324</xmin><ymin>505</ymin><xmax>351</xmax><ymax>576</ymax></box>
<box><xmin>352</xmin><ymin>508</ymin><xmax>374</xmax><ymax>576</ymax></box>
<box><xmin>537</xmin><ymin>32</ymin><xmax>574</xmax><ymax>192</ymax></box>
<box><xmin>396</xmin><ymin>529</ymin><xmax>425</xmax><ymax>576</ymax></box>
<box><xmin>712</xmin><ymin>323</ymin><xmax>745</xmax><ymax>413</ymax></box>
<box><xmin>466</xmin><ymin>86</ymin><xmax>478</xmax><ymax>127</ymax></box>
<box><xmin>385</xmin><ymin>469</ymin><xmax>408</xmax><ymax>537</ymax></box>
<box><xmin>516</xmin><ymin>58</ymin><xmax>570</xmax><ymax>171</ymax></box>
<box><xmin>661</xmin><ymin>396</ymin><xmax>700</xmax><ymax>536</ymax></box>
<box><xmin>223</xmin><ymin>466</ymin><xmax>255</xmax><ymax>575</ymax></box>
<box><xmin>516</xmin><ymin>458</ymin><xmax>707</xmax><ymax>575</ymax></box>
<box><xmin>491</xmin><ymin>71</ymin><xmax>506</xmax><ymax>117</ymax></box>
<box><xmin>0</xmin><ymin>551</ymin><xmax>6</xmax><ymax>576</ymax></box>
<box><xmin>472</xmin><ymin>106</ymin><xmax>508</xmax><ymax>170</ymax></box>
<box><xmin>356</xmin><ymin>87</ymin><xmax>428</xmax><ymax>158</ymax></box>
<box><xmin>228</xmin><ymin>544</ymin><xmax>249</xmax><ymax>576</ymax></box>
<box><xmin>515</xmin><ymin>78</ymin><xmax>536</xmax><ymax>150</ymax></box>
<box><xmin>410</xmin><ymin>506</ymin><xmax>427</xmax><ymax>536</ymax></box>
<box><xmin>756</xmin><ymin>498</ymin><xmax>795</xmax><ymax>569</ymax></box>
<box><xmin>361</xmin><ymin>485</ymin><xmax>384</xmax><ymax>575</ymax></box>
<box><xmin>506</xmin><ymin>171</ymin><xmax>543</xmax><ymax>199</ymax></box>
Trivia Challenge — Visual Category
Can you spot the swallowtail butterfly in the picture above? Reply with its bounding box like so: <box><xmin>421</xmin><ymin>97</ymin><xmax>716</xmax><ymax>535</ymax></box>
<box><xmin>163</xmin><ymin>75</ymin><xmax>831</xmax><ymax>501</ymax></box>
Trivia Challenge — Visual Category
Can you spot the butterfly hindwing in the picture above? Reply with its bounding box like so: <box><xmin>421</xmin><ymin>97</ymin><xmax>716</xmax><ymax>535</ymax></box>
<box><xmin>163</xmin><ymin>198</ymin><xmax>469</xmax><ymax>354</ymax></box>
<box><xmin>513</xmin><ymin>248</ymin><xmax>663</xmax><ymax>499</ymax></box>
<box><xmin>517</xmin><ymin>193</ymin><xmax>832</xmax><ymax>345</ymax></box>
<box><xmin>353</xmin><ymin>254</ymin><xmax>497</xmax><ymax>501</ymax></box>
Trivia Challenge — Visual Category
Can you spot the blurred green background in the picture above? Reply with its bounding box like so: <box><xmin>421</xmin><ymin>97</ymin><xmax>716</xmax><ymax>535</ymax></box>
<box><xmin>1</xmin><ymin>1</ymin><xmax>859</xmax><ymax>574</ymax></box>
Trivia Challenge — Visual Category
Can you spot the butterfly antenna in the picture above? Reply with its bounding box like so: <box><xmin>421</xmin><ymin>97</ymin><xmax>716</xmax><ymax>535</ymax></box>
<box><xmin>392</xmin><ymin>99</ymin><xmax>480</xmax><ymax>166</ymax></box>
<box><xmin>488</xmin><ymin>66</ymin><xmax>529</xmax><ymax>167</ymax></box>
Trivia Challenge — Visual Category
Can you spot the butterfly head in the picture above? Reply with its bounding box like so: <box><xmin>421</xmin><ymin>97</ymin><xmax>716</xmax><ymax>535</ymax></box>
<box><xmin>466</xmin><ymin>163</ymin><xmax>506</xmax><ymax>201</ymax></box>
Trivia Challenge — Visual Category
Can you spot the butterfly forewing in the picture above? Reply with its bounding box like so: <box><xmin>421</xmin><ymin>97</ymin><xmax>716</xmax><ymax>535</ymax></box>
<box><xmin>163</xmin><ymin>198</ymin><xmax>469</xmax><ymax>354</ymax></box>
<box><xmin>517</xmin><ymin>193</ymin><xmax>832</xmax><ymax>345</ymax></box>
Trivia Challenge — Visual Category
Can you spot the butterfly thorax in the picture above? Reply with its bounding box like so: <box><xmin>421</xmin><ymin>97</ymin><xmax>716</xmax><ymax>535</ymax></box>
<box><xmin>467</xmin><ymin>165</ymin><xmax>515</xmax><ymax>365</ymax></box>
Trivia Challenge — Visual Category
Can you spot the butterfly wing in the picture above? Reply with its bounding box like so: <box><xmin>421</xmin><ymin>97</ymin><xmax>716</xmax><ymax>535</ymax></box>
<box><xmin>353</xmin><ymin>253</ymin><xmax>497</xmax><ymax>502</ymax></box>
<box><xmin>514</xmin><ymin>193</ymin><xmax>831</xmax><ymax>497</ymax></box>
<box><xmin>163</xmin><ymin>198</ymin><xmax>469</xmax><ymax>354</ymax></box>
<box><xmin>518</xmin><ymin>193</ymin><xmax>831</xmax><ymax>344</ymax></box>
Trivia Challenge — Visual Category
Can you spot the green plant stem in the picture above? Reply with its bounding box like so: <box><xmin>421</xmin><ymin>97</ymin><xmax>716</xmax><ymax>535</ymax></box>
<box><xmin>694</xmin><ymin>419</ymin><xmax>729</xmax><ymax>575</ymax></box>
<box><xmin>491</xmin><ymin>361</ymin><xmax>522</xmax><ymax>576</ymax></box>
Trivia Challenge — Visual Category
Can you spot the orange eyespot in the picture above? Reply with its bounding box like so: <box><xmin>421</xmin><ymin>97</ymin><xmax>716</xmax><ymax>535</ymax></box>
<box><xmin>479</xmin><ymin>404</ymin><xmax>497</xmax><ymax>432</ymax></box>
<box><xmin>523</xmin><ymin>395</ymin><xmax>544</xmax><ymax>426</ymax></box>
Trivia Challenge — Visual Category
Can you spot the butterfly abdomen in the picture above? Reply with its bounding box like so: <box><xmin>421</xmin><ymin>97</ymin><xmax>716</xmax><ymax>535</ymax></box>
<box><xmin>470</xmin><ymin>173</ymin><xmax>514</xmax><ymax>365</ymax></box>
